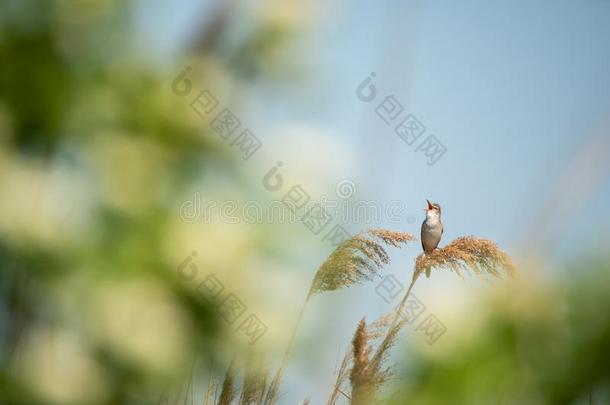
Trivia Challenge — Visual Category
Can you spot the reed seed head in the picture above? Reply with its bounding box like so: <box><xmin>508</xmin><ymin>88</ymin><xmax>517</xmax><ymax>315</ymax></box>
<box><xmin>415</xmin><ymin>236</ymin><xmax>517</xmax><ymax>279</ymax></box>
<box><xmin>310</xmin><ymin>229</ymin><xmax>415</xmax><ymax>295</ymax></box>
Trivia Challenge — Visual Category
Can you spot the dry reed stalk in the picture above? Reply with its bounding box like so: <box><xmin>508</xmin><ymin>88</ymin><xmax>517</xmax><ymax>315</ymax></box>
<box><xmin>373</xmin><ymin>269</ymin><xmax>421</xmax><ymax>369</ymax></box>
<box><xmin>367</xmin><ymin>318</ymin><xmax>404</xmax><ymax>386</ymax></box>
<box><xmin>361</xmin><ymin>235</ymin><xmax>517</xmax><ymax>402</ymax></box>
<box><xmin>327</xmin><ymin>348</ymin><xmax>352</xmax><ymax>405</ymax></box>
<box><xmin>265</xmin><ymin>229</ymin><xmax>414</xmax><ymax>405</ymax></box>
<box><xmin>309</xmin><ymin>229</ymin><xmax>415</xmax><ymax>295</ymax></box>
<box><xmin>264</xmin><ymin>293</ymin><xmax>310</xmax><ymax>405</ymax></box>
<box><xmin>203</xmin><ymin>377</ymin><xmax>217</xmax><ymax>405</ymax></box>
<box><xmin>239</xmin><ymin>354</ymin><xmax>268</xmax><ymax>405</ymax></box>
<box><xmin>349</xmin><ymin>316</ymin><xmax>405</xmax><ymax>405</ymax></box>
<box><xmin>257</xmin><ymin>372</ymin><xmax>268</xmax><ymax>405</ymax></box>
<box><xmin>350</xmin><ymin>319</ymin><xmax>373</xmax><ymax>404</ymax></box>
<box><xmin>218</xmin><ymin>360</ymin><xmax>237</xmax><ymax>405</ymax></box>
<box><xmin>414</xmin><ymin>236</ymin><xmax>517</xmax><ymax>279</ymax></box>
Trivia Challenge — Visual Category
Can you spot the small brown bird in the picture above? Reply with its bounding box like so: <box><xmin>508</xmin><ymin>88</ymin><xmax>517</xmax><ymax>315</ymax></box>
<box><xmin>421</xmin><ymin>200</ymin><xmax>443</xmax><ymax>250</ymax></box>
<box><xmin>421</xmin><ymin>200</ymin><xmax>443</xmax><ymax>277</ymax></box>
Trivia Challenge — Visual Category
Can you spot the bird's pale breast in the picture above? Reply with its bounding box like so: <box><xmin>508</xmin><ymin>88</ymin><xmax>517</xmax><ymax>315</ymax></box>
<box><xmin>421</xmin><ymin>218</ymin><xmax>443</xmax><ymax>253</ymax></box>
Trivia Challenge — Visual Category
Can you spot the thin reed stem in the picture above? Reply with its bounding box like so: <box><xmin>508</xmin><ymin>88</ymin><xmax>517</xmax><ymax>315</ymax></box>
<box><xmin>265</xmin><ymin>292</ymin><xmax>312</xmax><ymax>405</ymax></box>
<box><xmin>203</xmin><ymin>375</ymin><xmax>216</xmax><ymax>405</ymax></box>
<box><xmin>267</xmin><ymin>229</ymin><xmax>414</xmax><ymax>404</ymax></box>
<box><xmin>326</xmin><ymin>347</ymin><xmax>351</xmax><ymax>405</ymax></box>
<box><xmin>377</xmin><ymin>271</ymin><xmax>420</xmax><ymax>354</ymax></box>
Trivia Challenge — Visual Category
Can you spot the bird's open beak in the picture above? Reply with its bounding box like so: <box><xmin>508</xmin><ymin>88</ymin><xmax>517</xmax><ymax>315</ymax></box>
<box><xmin>426</xmin><ymin>199</ymin><xmax>433</xmax><ymax>210</ymax></box>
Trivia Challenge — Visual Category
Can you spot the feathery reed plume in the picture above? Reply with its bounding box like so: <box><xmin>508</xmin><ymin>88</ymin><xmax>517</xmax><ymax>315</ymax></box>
<box><xmin>239</xmin><ymin>375</ymin><xmax>258</xmax><ymax>405</ymax></box>
<box><xmin>203</xmin><ymin>377</ymin><xmax>218</xmax><ymax>405</ymax></box>
<box><xmin>257</xmin><ymin>373</ymin><xmax>268</xmax><ymax>405</ymax></box>
<box><xmin>239</xmin><ymin>354</ymin><xmax>268</xmax><ymax>405</ymax></box>
<box><xmin>266</xmin><ymin>229</ymin><xmax>414</xmax><ymax>405</ymax></box>
<box><xmin>350</xmin><ymin>319</ymin><xmax>374</xmax><ymax>404</ymax></box>
<box><xmin>218</xmin><ymin>360</ymin><xmax>237</xmax><ymax>405</ymax></box>
<box><xmin>368</xmin><ymin>316</ymin><xmax>405</xmax><ymax>386</ymax></box>
<box><xmin>309</xmin><ymin>229</ymin><xmax>415</xmax><ymax>295</ymax></box>
<box><xmin>368</xmin><ymin>229</ymin><xmax>416</xmax><ymax>248</ymax></box>
<box><xmin>348</xmin><ymin>315</ymin><xmax>404</xmax><ymax>405</ymax></box>
<box><xmin>302</xmin><ymin>398</ymin><xmax>311</xmax><ymax>405</ymax></box>
<box><xmin>415</xmin><ymin>236</ymin><xmax>517</xmax><ymax>279</ymax></box>
<box><xmin>359</xmin><ymin>235</ymin><xmax>516</xmax><ymax>402</ymax></box>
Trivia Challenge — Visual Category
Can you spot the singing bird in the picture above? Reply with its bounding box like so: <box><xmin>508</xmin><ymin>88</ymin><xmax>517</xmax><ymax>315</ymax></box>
<box><xmin>421</xmin><ymin>199</ymin><xmax>443</xmax><ymax>254</ymax></box>
<box><xmin>421</xmin><ymin>199</ymin><xmax>443</xmax><ymax>277</ymax></box>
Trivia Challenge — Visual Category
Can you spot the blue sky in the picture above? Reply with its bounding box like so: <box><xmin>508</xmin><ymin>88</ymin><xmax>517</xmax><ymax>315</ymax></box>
<box><xmin>140</xmin><ymin>0</ymin><xmax>610</xmax><ymax>401</ymax></box>
<box><xmin>289</xmin><ymin>0</ymin><xmax>610</xmax><ymax>257</ymax></box>
<box><xmin>217</xmin><ymin>0</ymin><xmax>610</xmax><ymax>261</ymax></box>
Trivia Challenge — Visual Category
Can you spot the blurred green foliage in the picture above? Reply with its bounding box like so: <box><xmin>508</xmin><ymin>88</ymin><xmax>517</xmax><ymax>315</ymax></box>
<box><xmin>2</xmin><ymin>1</ymin><xmax>608</xmax><ymax>404</ymax></box>
<box><xmin>0</xmin><ymin>0</ymin><xmax>295</xmax><ymax>403</ymax></box>
<box><xmin>389</xmin><ymin>259</ymin><xmax>610</xmax><ymax>405</ymax></box>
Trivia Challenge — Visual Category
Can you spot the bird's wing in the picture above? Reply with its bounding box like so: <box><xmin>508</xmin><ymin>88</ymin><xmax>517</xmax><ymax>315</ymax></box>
<box><xmin>421</xmin><ymin>220</ymin><xmax>426</xmax><ymax>251</ymax></box>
